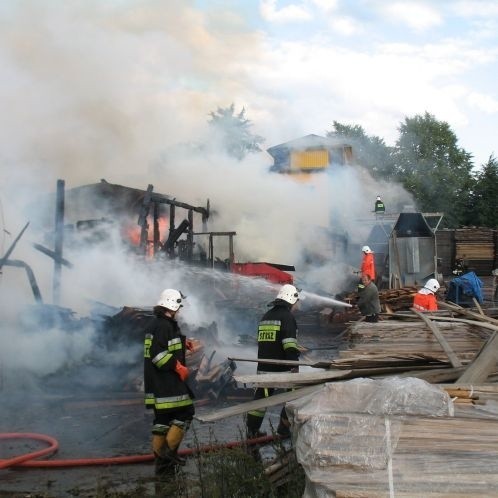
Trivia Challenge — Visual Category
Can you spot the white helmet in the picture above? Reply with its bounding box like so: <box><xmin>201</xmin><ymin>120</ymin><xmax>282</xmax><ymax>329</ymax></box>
<box><xmin>376</xmin><ymin>196</ymin><xmax>381</xmax><ymax>200</ymax></box>
<box><xmin>424</xmin><ymin>278</ymin><xmax>440</xmax><ymax>293</ymax></box>
<box><xmin>157</xmin><ymin>289</ymin><xmax>184</xmax><ymax>311</ymax></box>
<box><xmin>362</xmin><ymin>245</ymin><xmax>372</xmax><ymax>253</ymax></box>
<box><xmin>276</xmin><ymin>284</ymin><xmax>300</xmax><ymax>305</ymax></box>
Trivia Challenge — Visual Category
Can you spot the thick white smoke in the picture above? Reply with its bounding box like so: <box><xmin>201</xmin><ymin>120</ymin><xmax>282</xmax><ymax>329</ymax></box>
<box><xmin>0</xmin><ymin>1</ymin><xmax>414</xmax><ymax>385</ymax></box>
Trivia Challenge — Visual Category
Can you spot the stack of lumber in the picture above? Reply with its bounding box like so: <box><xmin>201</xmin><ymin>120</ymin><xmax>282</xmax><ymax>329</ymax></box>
<box><xmin>340</xmin><ymin>320</ymin><xmax>489</xmax><ymax>364</ymax></box>
<box><xmin>379</xmin><ymin>286</ymin><xmax>419</xmax><ymax>312</ymax></box>
<box><xmin>285</xmin><ymin>378</ymin><xmax>498</xmax><ymax>497</ymax></box>
<box><xmin>455</xmin><ymin>227</ymin><xmax>496</xmax><ymax>274</ymax></box>
<box><xmin>308</xmin><ymin>413</ymin><xmax>498</xmax><ymax>497</ymax></box>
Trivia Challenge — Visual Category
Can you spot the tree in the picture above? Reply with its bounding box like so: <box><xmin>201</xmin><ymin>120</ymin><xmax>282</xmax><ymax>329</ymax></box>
<box><xmin>326</xmin><ymin>122</ymin><xmax>396</xmax><ymax>181</ymax></box>
<box><xmin>393</xmin><ymin>112</ymin><xmax>474</xmax><ymax>227</ymax></box>
<box><xmin>468</xmin><ymin>155</ymin><xmax>498</xmax><ymax>227</ymax></box>
<box><xmin>208</xmin><ymin>104</ymin><xmax>264</xmax><ymax>160</ymax></box>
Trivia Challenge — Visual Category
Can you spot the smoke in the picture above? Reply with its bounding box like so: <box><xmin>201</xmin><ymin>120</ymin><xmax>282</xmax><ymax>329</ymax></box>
<box><xmin>0</xmin><ymin>1</ymin><xmax>415</xmax><ymax>390</ymax></box>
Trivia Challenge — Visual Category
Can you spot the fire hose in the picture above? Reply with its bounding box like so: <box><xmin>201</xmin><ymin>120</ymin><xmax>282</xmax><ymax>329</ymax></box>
<box><xmin>0</xmin><ymin>432</ymin><xmax>276</xmax><ymax>469</ymax></box>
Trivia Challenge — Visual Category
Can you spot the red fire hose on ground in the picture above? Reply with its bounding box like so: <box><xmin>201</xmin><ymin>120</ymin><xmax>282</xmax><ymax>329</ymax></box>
<box><xmin>0</xmin><ymin>432</ymin><xmax>276</xmax><ymax>469</ymax></box>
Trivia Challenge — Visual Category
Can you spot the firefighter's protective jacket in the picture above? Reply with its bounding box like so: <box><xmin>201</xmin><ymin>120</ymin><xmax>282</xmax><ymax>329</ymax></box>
<box><xmin>413</xmin><ymin>291</ymin><xmax>438</xmax><ymax>311</ymax></box>
<box><xmin>357</xmin><ymin>281</ymin><xmax>381</xmax><ymax>316</ymax></box>
<box><xmin>375</xmin><ymin>200</ymin><xmax>385</xmax><ymax>213</ymax></box>
<box><xmin>361</xmin><ymin>252</ymin><xmax>376</xmax><ymax>280</ymax></box>
<box><xmin>256</xmin><ymin>300</ymin><xmax>299</xmax><ymax>373</ymax></box>
<box><xmin>143</xmin><ymin>314</ymin><xmax>194</xmax><ymax>413</ymax></box>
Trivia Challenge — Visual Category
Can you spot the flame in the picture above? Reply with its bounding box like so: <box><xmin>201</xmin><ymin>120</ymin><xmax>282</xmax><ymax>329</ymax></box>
<box><xmin>122</xmin><ymin>222</ymin><xmax>141</xmax><ymax>246</ymax></box>
<box><xmin>121</xmin><ymin>217</ymin><xmax>170</xmax><ymax>255</ymax></box>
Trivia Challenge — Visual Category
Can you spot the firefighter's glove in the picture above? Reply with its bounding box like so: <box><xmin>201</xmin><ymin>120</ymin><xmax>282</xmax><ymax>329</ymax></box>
<box><xmin>185</xmin><ymin>339</ymin><xmax>195</xmax><ymax>352</ymax></box>
<box><xmin>174</xmin><ymin>360</ymin><xmax>189</xmax><ymax>382</ymax></box>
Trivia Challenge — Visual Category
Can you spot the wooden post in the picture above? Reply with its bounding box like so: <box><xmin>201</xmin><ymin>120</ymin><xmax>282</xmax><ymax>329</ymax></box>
<box><xmin>53</xmin><ymin>179</ymin><xmax>65</xmax><ymax>305</ymax></box>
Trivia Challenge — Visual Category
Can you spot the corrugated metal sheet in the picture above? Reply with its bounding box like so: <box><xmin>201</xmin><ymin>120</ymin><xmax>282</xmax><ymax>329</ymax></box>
<box><xmin>290</xmin><ymin>149</ymin><xmax>329</xmax><ymax>170</ymax></box>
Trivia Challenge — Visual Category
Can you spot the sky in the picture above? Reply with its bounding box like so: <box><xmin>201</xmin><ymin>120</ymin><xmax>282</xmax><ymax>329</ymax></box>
<box><xmin>0</xmin><ymin>1</ymin><xmax>497</xmax><ymax>378</ymax></box>
<box><xmin>201</xmin><ymin>0</ymin><xmax>497</xmax><ymax>167</ymax></box>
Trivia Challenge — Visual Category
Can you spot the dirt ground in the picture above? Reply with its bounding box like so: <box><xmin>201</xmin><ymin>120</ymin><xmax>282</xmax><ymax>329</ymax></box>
<box><xmin>0</xmin><ymin>332</ymin><xmax>338</xmax><ymax>497</ymax></box>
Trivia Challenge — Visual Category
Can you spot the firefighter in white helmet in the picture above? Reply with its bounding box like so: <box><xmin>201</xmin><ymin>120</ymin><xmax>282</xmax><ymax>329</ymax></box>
<box><xmin>246</xmin><ymin>283</ymin><xmax>301</xmax><ymax>440</ymax></box>
<box><xmin>361</xmin><ymin>245</ymin><xmax>376</xmax><ymax>281</ymax></box>
<box><xmin>413</xmin><ymin>278</ymin><xmax>440</xmax><ymax>311</ymax></box>
<box><xmin>143</xmin><ymin>288</ymin><xmax>194</xmax><ymax>476</ymax></box>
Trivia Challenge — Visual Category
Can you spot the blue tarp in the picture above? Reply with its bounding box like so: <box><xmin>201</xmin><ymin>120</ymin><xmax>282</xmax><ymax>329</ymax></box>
<box><xmin>446</xmin><ymin>271</ymin><xmax>484</xmax><ymax>305</ymax></box>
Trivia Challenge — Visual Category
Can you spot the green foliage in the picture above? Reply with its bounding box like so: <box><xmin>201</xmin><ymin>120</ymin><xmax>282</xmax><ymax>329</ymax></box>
<box><xmin>193</xmin><ymin>447</ymin><xmax>274</xmax><ymax>497</ymax></box>
<box><xmin>208</xmin><ymin>104</ymin><xmax>264</xmax><ymax>160</ymax></box>
<box><xmin>468</xmin><ymin>155</ymin><xmax>498</xmax><ymax>227</ymax></box>
<box><xmin>393</xmin><ymin>112</ymin><xmax>474</xmax><ymax>227</ymax></box>
<box><xmin>326</xmin><ymin>121</ymin><xmax>396</xmax><ymax>180</ymax></box>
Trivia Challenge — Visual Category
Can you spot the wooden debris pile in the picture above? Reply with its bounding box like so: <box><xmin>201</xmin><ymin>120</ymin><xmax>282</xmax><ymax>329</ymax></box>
<box><xmin>191</xmin><ymin>352</ymin><xmax>238</xmax><ymax>401</ymax></box>
<box><xmin>379</xmin><ymin>285</ymin><xmax>419</xmax><ymax>312</ymax></box>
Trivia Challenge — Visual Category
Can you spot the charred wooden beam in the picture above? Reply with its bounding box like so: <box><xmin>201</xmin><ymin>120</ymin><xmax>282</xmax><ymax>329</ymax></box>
<box><xmin>1</xmin><ymin>259</ymin><xmax>42</xmax><ymax>303</ymax></box>
<box><xmin>53</xmin><ymin>179</ymin><xmax>65</xmax><ymax>305</ymax></box>
<box><xmin>164</xmin><ymin>219</ymin><xmax>190</xmax><ymax>254</ymax></box>
<box><xmin>138</xmin><ymin>184</ymin><xmax>153</xmax><ymax>251</ymax></box>
<box><xmin>0</xmin><ymin>221</ymin><xmax>29</xmax><ymax>271</ymax></box>
<box><xmin>33</xmin><ymin>243</ymin><xmax>73</xmax><ymax>268</ymax></box>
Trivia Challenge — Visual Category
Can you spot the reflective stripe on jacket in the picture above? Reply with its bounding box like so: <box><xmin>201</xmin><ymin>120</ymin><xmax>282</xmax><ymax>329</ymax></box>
<box><xmin>257</xmin><ymin>301</ymin><xmax>299</xmax><ymax>373</ymax></box>
<box><xmin>143</xmin><ymin>315</ymin><xmax>194</xmax><ymax>413</ymax></box>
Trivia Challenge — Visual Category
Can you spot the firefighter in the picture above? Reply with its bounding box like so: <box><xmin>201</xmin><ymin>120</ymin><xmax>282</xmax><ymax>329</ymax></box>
<box><xmin>144</xmin><ymin>288</ymin><xmax>194</xmax><ymax>476</ymax></box>
<box><xmin>357</xmin><ymin>274</ymin><xmax>381</xmax><ymax>322</ymax></box>
<box><xmin>246</xmin><ymin>284</ymin><xmax>301</xmax><ymax>439</ymax></box>
<box><xmin>374</xmin><ymin>195</ymin><xmax>385</xmax><ymax>214</ymax></box>
<box><xmin>361</xmin><ymin>245</ymin><xmax>376</xmax><ymax>282</ymax></box>
<box><xmin>413</xmin><ymin>278</ymin><xmax>440</xmax><ymax>311</ymax></box>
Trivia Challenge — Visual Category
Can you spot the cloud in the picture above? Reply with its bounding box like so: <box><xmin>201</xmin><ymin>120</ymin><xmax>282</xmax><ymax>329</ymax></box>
<box><xmin>251</xmin><ymin>35</ymin><xmax>492</xmax><ymax>148</ymax></box>
<box><xmin>453</xmin><ymin>1</ymin><xmax>498</xmax><ymax>18</ymax></box>
<box><xmin>328</xmin><ymin>15</ymin><xmax>363</xmax><ymax>36</ymax></box>
<box><xmin>260</xmin><ymin>0</ymin><xmax>312</xmax><ymax>23</ymax></box>
<box><xmin>381</xmin><ymin>1</ymin><xmax>443</xmax><ymax>31</ymax></box>
<box><xmin>467</xmin><ymin>92</ymin><xmax>498</xmax><ymax>113</ymax></box>
<box><xmin>310</xmin><ymin>0</ymin><xmax>339</xmax><ymax>13</ymax></box>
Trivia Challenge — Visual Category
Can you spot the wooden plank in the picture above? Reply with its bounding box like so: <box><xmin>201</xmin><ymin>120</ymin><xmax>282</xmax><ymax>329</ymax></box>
<box><xmin>473</xmin><ymin>297</ymin><xmax>485</xmax><ymax>316</ymax></box>
<box><xmin>457</xmin><ymin>331</ymin><xmax>498</xmax><ymax>384</ymax></box>
<box><xmin>234</xmin><ymin>369</ymin><xmax>352</xmax><ymax>388</ymax></box>
<box><xmin>438</xmin><ymin>301</ymin><xmax>498</xmax><ymax>326</ymax></box>
<box><xmin>195</xmin><ymin>384</ymin><xmax>324</xmax><ymax>422</ymax></box>
<box><xmin>411</xmin><ymin>308</ymin><xmax>462</xmax><ymax>368</ymax></box>
<box><xmin>426</xmin><ymin>316</ymin><xmax>498</xmax><ymax>333</ymax></box>
<box><xmin>396</xmin><ymin>366</ymin><xmax>466</xmax><ymax>383</ymax></box>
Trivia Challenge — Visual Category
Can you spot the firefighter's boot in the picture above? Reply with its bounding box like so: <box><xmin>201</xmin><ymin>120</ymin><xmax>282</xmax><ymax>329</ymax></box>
<box><xmin>246</xmin><ymin>409</ymin><xmax>266</xmax><ymax>440</ymax></box>
<box><xmin>152</xmin><ymin>433</ymin><xmax>174</xmax><ymax>477</ymax></box>
<box><xmin>276</xmin><ymin>408</ymin><xmax>291</xmax><ymax>438</ymax></box>
<box><xmin>163</xmin><ymin>424</ymin><xmax>186</xmax><ymax>466</ymax></box>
